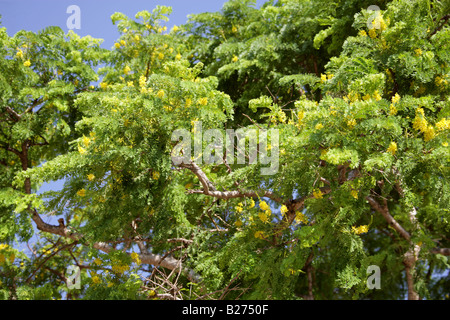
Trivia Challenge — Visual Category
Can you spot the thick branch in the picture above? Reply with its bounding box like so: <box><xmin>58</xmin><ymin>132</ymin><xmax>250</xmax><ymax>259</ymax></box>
<box><xmin>180</xmin><ymin>161</ymin><xmax>282</xmax><ymax>203</ymax></box>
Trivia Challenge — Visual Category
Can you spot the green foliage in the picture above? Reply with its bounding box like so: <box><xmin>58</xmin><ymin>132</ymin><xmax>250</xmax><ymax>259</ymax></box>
<box><xmin>1</xmin><ymin>0</ymin><xmax>449</xmax><ymax>300</ymax></box>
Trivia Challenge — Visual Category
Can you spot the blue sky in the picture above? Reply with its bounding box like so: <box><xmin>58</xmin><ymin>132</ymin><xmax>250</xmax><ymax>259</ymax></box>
<box><xmin>1</xmin><ymin>0</ymin><xmax>265</xmax><ymax>48</ymax></box>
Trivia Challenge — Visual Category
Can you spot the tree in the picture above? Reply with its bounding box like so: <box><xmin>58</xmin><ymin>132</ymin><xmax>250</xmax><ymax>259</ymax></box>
<box><xmin>0</xmin><ymin>0</ymin><xmax>449</xmax><ymax>300</ymax></box>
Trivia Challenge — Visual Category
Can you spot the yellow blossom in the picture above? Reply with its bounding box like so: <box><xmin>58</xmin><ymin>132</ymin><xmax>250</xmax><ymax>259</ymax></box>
<box><xmin>114</xmin><ymin>42</ymin><xmax>121</xmax><ymax>49</ymax></box>
<box><xmin>347</xmin><ymin>118</ymin><xmax>356</xmax><ymax>128</ymax></box>
<box><xmin>23</xmin><ymin>60</ymin><xmax>31</xmax><ymax>67</ymax></box>
<box><xmin>16</xmin><ymin>49</ymin><xmax>24</xmax><ymax>59</ymax></box>
<box><xmin>87</xmin><ymin>174</ymin><xmax>95</xmax><ymax>181</ymax></box>
<box><xmin>175</xmin><ymin>53</ymin><xmax>182</xmax><ymax>60</ymax></box>
<box><xmin>232</xmin><ymin>26</ymin><xmax>238</xmax><ymax>33</ymax></box>
<box><xmin>373</xmin><ymin>90</ymin><xmax>382</xmax><ymax>101</ymax></box>
<box><xmin>156</xmin><ymin>89</ymin><xmax>165</xmax><ymax>99</ymax></box>
<box><xmin>368</xmin><ymin>28</ymin><xmax>377</xmax><ymax>39</ymax></box>
<box><xmin>259</xmin><ymin>201</ymin><xmax>269</xmax><ymax>211</ymax></box>
<box><xmin>152</xmin><ymin>171</ymin><xmax>160</xmax><ymax>180</ymax></box>
<box><xmin>235</xmin><ymin>220</ymin><xmax>243</xmax><ymax>227</ymax></box>
<box><xmin>93</xmin><ymin>258</ymin><xmax>102</xmax><ymax>266</ymax></box>
<box><xmin>415</xmin><ymin>48</ymin><xmax>422</xmax><ymax>56</ymax></box>
<box><xmin>313</xmin><ymin>189</ymin><xmax>323</xmax><ymax>199</ymax></box>
<box><xmin>172</xmin><ymin>25</ymin><xmax>179</xmax><ymax>32</ymax></box>
<box><xmin>120</xmin><ymin>40</ymin><xmax>126</xmax><ymax>46</ymax></box>
<box><xmin>315</xmin><ymin>123</ymin><xmax>324</xmax><ymax>130</ymax></box>
<box><xmin>424</xmin><ymin>126</ymin><xmax>436</xmax><ymax>142</ymax></box>
<box><xmin>254</xmin><ymin>231</ymin><xmax>265</xmax><ymax>239</ymax></box>
<box><xmin>442</xmin><ymin>142</ymin><xmax>448</xmax><ymax>147</ymax></box>
<box><xmin>249</xmin><ymin>198</ymin><xmax>255</xmax><ymax>209</ymax></box>
<box><xmin>82</xmin><ymin>136</ymin><xmax>90</xmax><ymax>147</ymax></box>
<box><xmin>139</xmin><ymin>75</ymin><xmax>147</xmax><ymax>87</ymax></box>
<box><xmin>78</xmin><ymin>145</ymin><xmax>87</xmax><ymax>155</ymax></box>
<box><xmin>389</xmin><ymin>104</ymin><xmax>398</xmax><ymax>115</ymax></box>
<box><xmin>436</xmin><ymin>118</ymin><xmax>450</xmax><ymax>131</ymax></box>
<box><xmin>391</xmin><ymin>93</ymin><xmax>401</xmax><ymax>104</ymax></box>
<box><xmin>123</xmin><ymin>65</ymin><xmax>131</xmax><ymax>75</ymax></box>
<box><xmin>351</xmin><ymin>189</ymin><xmax>358</xmax><ymax>199</ymax></box>
<box><xmin>77</xmin><ymin>189</ymin><xmax>86</xmax><ymax>197</ymax></box>
<box><xmin>198</xmin><ymin>97</ymin><xmax>208</xmax><ymax>106</ymax></box>
<box><xmin>362</xmin><ymin>94</ymin><xmax>371</xmax><ymax>101</ymax></box>
<box><xmin>232</xmin><ymin>55</ymin><xmax>239</xmax><ymax>62</ymax></box>
<box><xmin>280</xmin><ymin>205</ymin><xmax>288</xmax><ymax>216</ymax></box>
<box><xmin>100</xmin><ymin>82</ymin><xmax>108</xmax><ymax>89</ymax></box>
<box><xmin>387</xmin><ymin>141</ymin><xmax>397</xmax><ymax>155</ymax></box>
<box><xmin>320</xmin><ymin>74</ymin><xmax>327</xmax><ymax>82</ymax></box>
<box><xmin>158</xmin><ymin>52</ymin><xmax>164</xmax><ymax>60</ymax></box>
<box><xmin>127</xmin><ymin>81</ymin><xmax>134</xmax><ymax>87</ymax></box>
<box><xmin>359</xmin><ymin>30</ymin><xmax>367</xmax><ymax>37</ymax></box>
<box><xmin>352</xmin><ymin>225</ymin><xmax>369</xmax><ymax>235</ymax></box>
<box><xmin>92</xmin><ymin>275</ymin><xmax>101</xmax><ymax>284</ymax></box>
<box><xmin>294</xmin><ymin>211</ymin><xmax>308</xmax><ymax>224</ymax></box>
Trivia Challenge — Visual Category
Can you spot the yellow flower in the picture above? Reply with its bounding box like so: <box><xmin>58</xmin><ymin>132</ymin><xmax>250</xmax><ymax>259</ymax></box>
<box><xmin>320</xmin><ymin>74</ymin><xmax>327</xmax><ymax>82</ymax></box>
<box><xmin>424</xmin><ymin>126</ymin><xmax>436</xmax><ymax>142</ymax></box>
<box><xmin>92</xmin><ymin>275</ymin><xmax>101</xmax><ymax>284</ymax></box>
<box><xmin>249</xmin><ymin>198</ymin><xmax>255</xmax><ymax>209</ymax></box>
<box><xmin>123</xmin><ymin>65</ymin><xmax>131</xmax><ymax>75</ymax></box>
<box><xmin>373</xmin><ymin>90</ymin><xmax>382</xmax><ymax>101</ymax></box>
<box><xmin>158</xmin><ymin>52</ymin><xmax>165</xmax><ymax>60</ymax></box>
<box><xmin>315</xmin><ymin>123</ymin><xmax>324</xmax><ymax>130</ymax></box>
<box><xmin>259</xmin><ymin>201</ymin><xmax>269</xmax><ymax>211</ymax></box>
<box><xmin>294</xmin><ymin>211</ymin><xmax>308</xmax><ymax>224</ymax></box>
<box><xmin>156</xmin><ymin>89</ymin><xmax>165</xmax><ymax>99</ymax></box>
<box><xmin>391</xmin><ymin>93</ymin><xmax>401</xmax><ymax>104</ymax></box>
<box><xmin>368</xmin><ymin>28</ymin><xmax>377</xmax><ymax>38</ymax></box>
<box><xmin>436</xmin><ymin>118</ymin><xmax>450</xmax><ymax>131</ymax></box>
<box><xmin>198</xmin><ymin>97</ymin><xmax>208</xmax><ymax>106</ymax></box>
<box><xmin>131</xmin><ymin>252</ymin><xmax>141</xmax><ymax>265</ymax></box>
<box><xmin>120</xmin><ymin>40</ymin><xmax>126</xmax><ymax>47</ymax></box>
<box><xmin>127</xmin><ymin>81</ymin><xmax>134</xmax><ymax>87</ymax></box>
<box><xmin>236</xmin><ymin>206</ymin><xmax>243</xmax><ymax>213</ymax></box>
<box><xmin>87</xmin><ymin>174</ymin><xmax>95</xmax><ymax>181</ymax></box>
<box><xmin>114</xmin><ymin>42</ymin><xmax>121</xmax><ymax>49</ymax></box>
<box><xmin>232</xmin><ymin>55</ymin><xmax>239</xmax><ymax>62</ymax></box>
<box><xmin>442</xmin><ymin>142</ymin><xmax>448</xmax><ymax>147</ymax></box>
<box><xmin>232</xmin><ymin>26</ymin><xmax>238</xmax><ymax>33</ymax></box>
<box><xmin>415</xmin><ymin>48</ymin><xmax>422</xmax><ymax>56</ymax></box>
<box><xmin>172</xmin><ymin>25</ymin><xmax>179</xmax><ymax>32</ymax></box>
<box><xmin>82</xmin><ymin>136</ymin><xmax>90</xmax><ymax>147</ymax></box>
<box><xmin>387</xmin><ymin>141</ymin><xmax>397</xmax><ymax>155</ymax></box>
<box><xmin>77</xmin><ymin>189</ymin><xmax>86</xmax><ymax>197</ymax></box>
<box><xmin>352</xmin><ymin>225</ymin><xmax>369</xmax><ymax>234</ymax></box>
<box><xmin>313</xmin><ymin>189</ymin><xmax>323</xmax><ymax>199</ymax></box>
<box><xmin>175</xmin><ymin>53</ymin><xmax>182</xmax><ymax>60</ymax></box>
<box><xmin>254</xmin><ymin>231</ymin><xmax>265</xmax><ymax>239</ymax></box>
<box><xmin>347</xmin><ymin>118</ymin><xmax>356</xmax><ymax>128</ymax></box>
<box><xmin>16</xmin><ymin>49</ymin><xmax>24</xmax><ymax>59</ymax></box>
<box><xmin>389</xmin><ymin>104</ymin><xmax>398</xmax><ymax>115</ymax></box>
<box><xmin>134</xmin><ymin>34</ymin><xmax>141</xmax><ymax>42</ymax></box>
<box><xmin>139</xmin><ymin>75</ymin><xmax>147</xmax><ymax>88</ymax></box>
<box><xmin>235</xmin><ymin>220</ymin><xmax>243</xmax><ymax>227</ymax></box>
<box><xmin>23</xmin><ymin>60</ymin><xmax>31</xmax><ymax>67</ymax></box>
<box><xmin>93</xmin><ymin>258</ymin><xmax>102</xmax><ymax>266</ymax></box>
<box><xmin>359</xmin><ymin>30</ymin><xmax>367</xmax><ymax>37</ymax></box>
<box><xmin>148</xmin><ymin>290</ymin><xmax>156</xmax><ymax>297</ymax></box>
<box><xmin>280</xmin><ymin>205</ymin><xmax>288</xmax><ymax>216</ymax></box>
<box><xmin>78</xmin><ymin>145</ymin><xmax>87</xmax><ymax>155</ymax></box>
<box><xmin>100</xmin><ymin>82</ymin><xmax>108</xmax><ymax>89</ymax></box>
<box><xmin>152</xmin><ymin>171</ymin><xmax>160</xmax><ymax>180</ymax></box>
<box><xmin>351</xmin><ymin>189</ymin><xmax>358</xmax><ymax>199</ymax></box>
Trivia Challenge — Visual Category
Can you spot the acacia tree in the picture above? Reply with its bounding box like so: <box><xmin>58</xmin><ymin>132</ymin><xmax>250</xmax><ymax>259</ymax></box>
<box><xmin>0</xmin><ymin>0</ymin><xmax>449</xmax><ymax>300</ymax></box>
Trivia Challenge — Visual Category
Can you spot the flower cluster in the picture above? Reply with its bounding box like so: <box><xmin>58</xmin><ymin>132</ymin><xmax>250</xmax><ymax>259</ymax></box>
<box><xmin>352</xmin><ymin>225</ymin><xmax>369</xmax><ymax>235</ymax></box>
<box><xmin>412</xmin><ymin>108</ymin><xmax>436</xmax><ymax>141</ymax></box>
